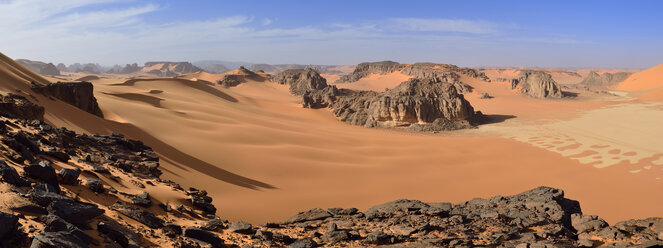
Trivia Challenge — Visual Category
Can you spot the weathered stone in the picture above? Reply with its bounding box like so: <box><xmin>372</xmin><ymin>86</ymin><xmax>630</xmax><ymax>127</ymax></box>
<box><xmin>0</xmin><ymin>211</ymin><xmax>19</xmax><ymax>239</ymax></box>
<box><xmin>57</xmin><ymin>168</ymin><xmax>80</xmax><ymax>185</ymax></box>
<box><xmin>24</xmin><ymin>160</ymin><xmax>60</xmax><ymax>192</ymax></box>
<box><xmin>47</xmin><ymin>200</ymin><xmax>105</xmax><ymax>226</ymax></box>
<box><xmin>84</xmin><ymin>177</ymin><xmax>104</xmax><ymax>193</ymax></box>
<box><xmin>571</xmin><ymin>213</ymin><xmax>608</xmax><ymax>233</ymax></box>
<box><xmin>229</xmin><ymin>221</ymin><xmax>253</xmax><ymax>234</ymax></box>
<box><xmin>285</xmin><ymin>208</ymin><xmax>332</xmax><ymax>224</ymax></box>
<box><xmin>511</xmin><ymin>71</ymin><xmax>563</xmax><ymax>98</ymax></box>
<box><xmin>110</xmin><ymin>202</ymin><xmax>164</xmax><ymax>228</ymax></box>
<box><xmin>183</xmin><ymin>227</ymin><xmax>223</xmax><ymax>248</ymax></box>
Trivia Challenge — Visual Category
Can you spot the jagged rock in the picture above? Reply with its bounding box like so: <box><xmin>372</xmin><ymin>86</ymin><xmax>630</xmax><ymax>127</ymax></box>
<box><xmin>288</xmin><ymin>237</ymin><xmax>317</xmax><ymax>248</ymax></box>
<box><xmin>580</xmin><ymin>71</ymin><xmax>631</xmax><ymax>86</ymax></box>
<box><xmin>188</xmin><ymin>189</ymin><xmax>216</xmax><ymax>215</ymax></box>
<box><xmin>31</xmin><ymin>230</ymin><xmax>89</xmax><ymax>248</ymax></box>
<box><xmin>183</xmin><ymin>227</ymin><xmax>224</xmax><ymax>248</ymax></box>
<box><xmin>24</xmin><ymin>160</ymin><xmax>60</xmax><ymax>193</ymax></box>
<box><xmin>200</xmin><ymin>219</ymin><xmax>225</xmax><ymax>231</ymax></box>
<box><xmin>97</xmin><ymin>220</ymin><xmax>141</xmax><ymax>248</ymax></box>
<box><xmin>365</xmin><ymin>199</ymin><xmax>448</xmax><ymax>219</ymax></box>
<box><xmin>110</xmin><ymin>202</ymin><xmax>164</xmax><ymax>228</ymax></box>
<box><xmin>0</xmin><ymin>160</ymin><xmax>29</xmax><ymax>186</ymax></box>
<box><xmin>28</xmin><ymin>184</ymin><xmax>70</xmax><ymax>206</ymax></box>
<box><xmin>39</xmin><ymin>215</ymin><xmax>94</xmax><ymax>244</ymax></box>
<box><xmin>163</xmin><ymin>223</ymin><xmax>183</xmax><ymax>238</ymax></box>
<box><xmin>364</xmin><ymin>231</ymin><xmax>395</xmax><ymax>245</ymax></box>
<box><xmin>571</xmin><ymin>213</ymin><xmax>608</xmax><ymax>233</ymax></box>
<box><xmin>331</xmin><ymin>77</ymin><xmax>476</xmax><ymax>128</ymax></box>
<box><xmin>131</xmin><ymin>192</ymin><xmax>151</xmax><ymax>207</ymax></box>
<box><xmin>0</xmin><ymin>93</ymin><xmax>45</xmax><ymax>120</ymax></box>
<box><xmin>321</xmin><ymin>230</ymin><xmax>350</xmax><ymax>244</ymax></box>
<box><xmin>401</xmin><ymin>62</ymin><xmax>489</xmax><ymax>90</ymax></box>
<box><xmin>84</xmin><ymin>177</ymin><xmax>104</xmax><ymax>193</ymax></box>
<box><xmin>336</xmin><ymin>61</ymin><xmax>406</xmax><ymax>83</ymax></box>
<box><xmin>0</xmin><ymin>211</ymin><xmax>19</xmax><ymax>240</ymax></box>
<box><xmin>511</xmin><ymin>71</ymin><xmax>563</xmax><ymax>98</ymax></box>
<box><xmin>31</xmin><ymin>81</ymin><xmax>104</xmax><ymax>117</ymax></box>
<box><xmin>57</xmin><ymin>168</ymin><xmax>80</xmax><ymax>185</ymax></box>
<box><xmin>47</xmin><ymin>199</ymin><xmax>105</xmax><ymax>226</ymax></box>
<box><xmin>285</xmin><ymin>208</ymin><xmax>332</xmax><ymax>224</ymax></box>
<box><xmin>274</xmin><ymin>68</ymin><xmax>331</xmax><ymax>95</ymax></box>
<box><xmin>229</xmin><ymin>221</ymin><xmax>253</xmax><ymax>234</ymax></box>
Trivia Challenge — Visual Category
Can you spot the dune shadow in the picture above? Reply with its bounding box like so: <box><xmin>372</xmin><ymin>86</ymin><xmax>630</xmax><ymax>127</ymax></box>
<box><xmin>103</xmin><ymin>92</ymin><xmax>164</xmax><ymax>108</ymax></box>
<box><xmin>111</xmin><ymin>122</ymin><xmax>276</xmax><ymax>190</ymax></box>
<box><xmin>112</xmin><ymin>78</ymin><xmax>238</xmax><ymax>102</ymax></box>
<box><xmin>477</xmin><ymin>114</ymin><xmax>517</xmax><ymax>125</ymax></box>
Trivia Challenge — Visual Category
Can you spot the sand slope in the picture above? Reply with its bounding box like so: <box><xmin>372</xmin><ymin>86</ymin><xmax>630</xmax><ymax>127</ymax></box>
<box><xmin>616</xmin><ymin>64</ymin><xmax>663</xmax><ymax>91</ymax></box>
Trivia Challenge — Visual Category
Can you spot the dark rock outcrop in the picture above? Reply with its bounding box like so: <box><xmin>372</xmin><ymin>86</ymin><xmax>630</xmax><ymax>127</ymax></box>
<box><xmin>24</xmin><ymin>160</ymin><xmax>60</xmax><ymax>193</ymax></box>
<box><xmin>57</xmin><ymin>168</ymin><xmax>80</xmax><ymax>185</ymax></box>
<box><xmin>31</xmin><ymin>81</ymin><xmax>104</xmax><ymax>117</ymax></box>
<box><xmin>511</xmin><ymin>70</ymin><xmax>563</xmax><ymax>98</ymax></box>
<box><xmin>0</xmin><ymin>211</ymin><xmax>19</xmax><ymax>240</ymax></box>
<box><xmin>336</xmin><ymin>61</ymin><xmax>406</xmax><ymax>83</ymax></box>
<box><xmin>110</xmin><ymin>201</ymin><xmax>164</xmax><ymax>228</ymax></box>
<box><xmin>183</xmin><ymin>227</ymin><xmax>224</xmax><ymax>248</ymax></box>
<box><xmin>0</xmin><ymin>93</ymin><xmax>45</xmax><ymax>120</ymax></box>
<box><xmin>47</xmin><ymin>199</ymin><xmax>105</xmax><ymax>226</ymax></box>
<box><xmin>580</xmin><ymin>71</ymin><xmax>632</xmax><ymax>86</ymax></box>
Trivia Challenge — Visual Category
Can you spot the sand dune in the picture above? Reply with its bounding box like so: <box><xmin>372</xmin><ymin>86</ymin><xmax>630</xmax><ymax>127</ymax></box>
<box><xmin>616</xmin><ymin>64</ymin><xmax>663</xmax><ymax>91</ymax></box>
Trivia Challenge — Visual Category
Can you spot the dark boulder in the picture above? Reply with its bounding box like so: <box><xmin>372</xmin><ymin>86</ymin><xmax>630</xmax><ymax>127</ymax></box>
<box><xmin>0</xmin><ymin>93</ymin><xmax>45</xmax><ymax>120</ymax></box>
<box><xmin>229</xmin><ymin>221</ymin><xmax>253</xmax><ymax>234</ymax></box>
<box><xmin>183</xmin><ymin>227</ymin><xmax>224</xmax><ymax>248</ymax></box>
<box><xmin>0</xmin><ymin>211</ymin><xmax>19</xmax><ymax>240</ymax></box>
<box><xmin>285</xmin><ymin>208</ymin><xmax>332</xmax><ymax>224</ymax></box>
<box><xmin>47</xmin><ymin>200</ymin><xmax>105</xmax><ymax>226</ymax></box>
<box><xmin>110</xmin><ymin>202</ymin><xmax>164</xmax><ymax>228</ymax></box>
<box><xmin>274</xmin><ymin>68</ymin><xmax>331</xmax><ymax>96</ymax></box>
<box><xmin>24</xmin><ymin>160</ymin><xmax>60</xmax><ymax>193</ymax></box>
<box><xmin>83</xmin><ymin>177</ymin><xmax>104</xmax><ymax>193</ymax></box>
<box><xmin>57</xmin><ymin>168</ymin><xmax>80</xmax><ymax>185</ymax></box>
<box><xmin>0</xmin><ymin>160</ymin><xmax>29</xmax><ymax>186</ymax></box>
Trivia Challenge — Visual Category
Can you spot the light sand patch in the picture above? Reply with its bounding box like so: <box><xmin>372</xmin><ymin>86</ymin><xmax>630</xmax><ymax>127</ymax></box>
<box><xmin>481</xmin><ymin>102</ymin><xmax>663</xmax><ymax>177</ymax></box>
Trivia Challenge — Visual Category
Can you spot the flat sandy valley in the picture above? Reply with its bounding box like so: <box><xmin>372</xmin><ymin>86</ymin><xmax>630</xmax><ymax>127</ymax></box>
<box><xmin>37</xmin><ymin>67</ymin><xmax>663</xmax><ymax>225</ymax></box>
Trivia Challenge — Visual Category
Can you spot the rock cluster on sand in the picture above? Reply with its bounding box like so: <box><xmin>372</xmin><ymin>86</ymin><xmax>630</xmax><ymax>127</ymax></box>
<box><xmin>580</xmin><ymin>71</ymin><xmax>632</xmax><ymax>86</ymax></box>
<box><xmin>31</xmin><ymin>81</ymin><xmax>104</xmax><ymax>117</ymax></box>
<box><xmin>276</xmin><ymin>68</ymin><xmax>479</xmax><ymax>131</ymax></box>
<box><xmin>0</xmin><ymin>93</ymin><xmax>45</xmax><ymax>120</ymax></box>
<box><xmin>217</xmin><ymin>66</ymin><xmax>271</xmax><ymax>87</ymax></box>
<box><xmin>511</xmin><ymin>70</ymin><xmax>563</xmax><ymax>98</ymax></box>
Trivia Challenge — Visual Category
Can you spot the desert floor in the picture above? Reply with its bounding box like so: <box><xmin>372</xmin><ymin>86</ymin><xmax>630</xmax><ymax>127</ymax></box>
<box><xmin>35</xmin><ymin>71</ymin><xmax>657</xmax><ymax>225</ymax></box>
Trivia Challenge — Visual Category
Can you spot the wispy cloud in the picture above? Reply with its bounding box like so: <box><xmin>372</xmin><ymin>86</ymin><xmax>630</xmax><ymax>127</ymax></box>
<box><xmin>0</xmin><ymin>0</ymin><xmax>589</xmax><ymax>66</ymax></box>
<box><xmin>390</xmin><ymin>18</ymin><xmax>498</xmax><ymax>34</ymax></box>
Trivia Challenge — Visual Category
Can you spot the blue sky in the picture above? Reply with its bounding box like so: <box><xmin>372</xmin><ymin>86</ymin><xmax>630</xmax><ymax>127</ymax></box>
<box><xmin>0</xmin><ymin>0</ymin><xmax>661</xmax><ymax>68</ymax></box>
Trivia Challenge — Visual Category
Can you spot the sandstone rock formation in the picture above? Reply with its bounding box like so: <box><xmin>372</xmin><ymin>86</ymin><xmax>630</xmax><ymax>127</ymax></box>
<box><xmin>336</xmin><ymin>61</ymin><xmax>406</xmax><ymax>83</ymax></box>
<box><xmin>580</xmin><ymin>71</ymin><xmax>632</xmax><ymax>86</ymax></box>
<box><xmin>274</xmin><ymin>68</ymin><xmax>333</xmax><ymax>95</ymax></box>
<box><xmin>511</xmin><ymin>70</ymin><xmax>563</xmax><ymax>98</ymax></box>
<box><xmin>331</xmin><ymin>76</ymin><xmax>476</xmax><ymax>128</ymax></box>
<box><xmin>16</xmin><ymin>59</ymin><xmax>61</xmax><ymax>76</ymax></box>
<box><xmin>277</xmin><ymin>68</ymin><xmax>478</xmax><ymax>130</ymax></box>
<box><xmin>31</xmin><ymin>81</ymin><xmax>104</xmax><ymax>117</ymax></box>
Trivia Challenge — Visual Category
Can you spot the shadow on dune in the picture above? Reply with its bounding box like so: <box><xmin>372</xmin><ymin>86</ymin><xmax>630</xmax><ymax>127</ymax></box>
<box><xmin>477</xmin><ymin>114</ymin><xmax>517</xmax><ymax>125</ymax></box>
<box><xmin>42</xmin><ymin>100</ymin><xmax>275</xmax><ymax>190</ymax></box>
<box><xmin>113</xmin><ymin>78</ymin><xmax>238</xmax><ymax>102</ymax></box>
<box><xmin>103</xmin><ymin>92</ymin><xmax>164</xmax><ymax>108</ymax></box>
<box><xmin>111</xmin><ymin>121</ymin><xmax>277</xmax><ymax>190</ymax></box>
